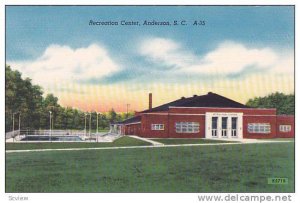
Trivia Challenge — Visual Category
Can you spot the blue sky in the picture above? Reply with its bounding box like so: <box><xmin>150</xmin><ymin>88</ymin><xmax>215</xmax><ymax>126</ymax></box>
<box><xmin>6</xmin><ymin>6</ymin><xmax>295</xmax><ymax>111</ymax></box>
<box><xmin>7</xmin><ymin>6</ymin><xmax>294</xmax><ymax>61</ymax></box>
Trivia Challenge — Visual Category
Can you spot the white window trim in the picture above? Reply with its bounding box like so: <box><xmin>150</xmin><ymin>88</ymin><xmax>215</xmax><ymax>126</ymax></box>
<box><xmin>279</xmin><ymin>125</ymin><xmax>291</xmax><ymax>132</ymax></box>
<box><xmin>175</xmin><ymin>122</ymin><xmax>200</xmax><ymax>133</ymax></box>
<box><xmin>248</xmin><ymin>123</ymin><xmax>271</xmax><ymax>134</ymax></box>
<box><xmin>151</xmin><ymin>124</ymin><xmax>164</xmax><ymax>131</ymax></box>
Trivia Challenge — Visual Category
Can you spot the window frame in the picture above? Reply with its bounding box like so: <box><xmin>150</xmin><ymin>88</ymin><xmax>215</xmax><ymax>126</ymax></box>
<box><xmin>151</xmin><ymin>124</ymin><xmax>164</xmax><ymax>131</ymax></box>
<box><xmin>247</xmin><ymin>123</ymin><xmax>271</xmax><ymax>134</ymax></box>
<box><xmin>279</xmin><ymin>125</ymin><xmax>291</xmax><ymax>132</ymax></box>
<box><xmin>175</xmin><ymin>122</ymin><xmax>200</xmax><ymax>133</ymax></box>
<box><xmin>231</xmin><ymin>117</ymin><xmax>238</xmax><ymax>130</ymax></box>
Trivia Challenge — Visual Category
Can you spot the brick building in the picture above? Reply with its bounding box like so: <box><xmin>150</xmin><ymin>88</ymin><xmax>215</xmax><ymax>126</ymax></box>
<box><xmin>111</xmin><ymin>92</ymin><xmax>294</xmax><ymax>139</ymax></box>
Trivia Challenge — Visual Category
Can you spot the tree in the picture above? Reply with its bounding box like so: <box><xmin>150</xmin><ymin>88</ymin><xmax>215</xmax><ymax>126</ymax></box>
<box><xmin>107</xmin><ymin>108</ymin><xmax>117</xmax><ymax>123</ymax></box>
<box><xmin>246</xmin><ymin>92</ymin><xmax>294</xmax><ymax>115</ymax></box>
<box><xmin>5</xmin><ymin>66</ymin><xmax>44</xmax><ymax>131</ymax></box>
<box><xmin>5</xmin><ymin>65</ymin><xmax>138</xmax><ymax>132</ymax></box>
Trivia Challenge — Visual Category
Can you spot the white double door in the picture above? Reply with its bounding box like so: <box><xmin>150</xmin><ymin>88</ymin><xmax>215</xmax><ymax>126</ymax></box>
<box><xmin>205</xmin><ymin>112</ymin><xmax>243</xmax><ymax>139</ymax></box>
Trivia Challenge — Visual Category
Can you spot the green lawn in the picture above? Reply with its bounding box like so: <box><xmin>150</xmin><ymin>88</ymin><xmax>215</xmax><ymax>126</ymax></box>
<box><xmin>260</xmin><ymin>138</ymin><xmax>295</xmax><ymax>141</ymax></box>
<box><xmin>6</xmin><ymin>142</ymin><xmax>294</xmax><ymax>192</ymax></box>
<box><xmin>151</xmin><ymin>138</ymin><xmax>235</xmax><ymax>145</ymax></box>
<box><xmin>6</xmin><ymin>136</ymin><xmax>151</xmax><ymax>150</ymax></box>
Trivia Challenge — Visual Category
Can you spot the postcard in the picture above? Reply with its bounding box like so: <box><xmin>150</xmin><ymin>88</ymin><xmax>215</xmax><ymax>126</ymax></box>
<box><xmin>5</xmin><ymin>5</ymin><xmax>294</xmax><ymax>196</ymax></box>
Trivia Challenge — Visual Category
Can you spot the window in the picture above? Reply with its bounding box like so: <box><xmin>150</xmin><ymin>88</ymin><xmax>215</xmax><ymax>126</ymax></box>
<box><xmin>279</xmin><ymin>125</ymin><xmax>291</xmax><ymax>132</ymax></box>
<box><xmin>151</xmin><ymin>124</ymin><xmax>164</xmax><ymax>130</ymax></box>
<box><xmin>231</xmin><ymin>117</ymin><xmax>238</xmax><ymax>137</ymax></box>
<box><xmin>222</xmin><ymin>117</ymin><xmax>228</xmax><ymax>129</ymax></box>
<box><xmin>231</xmin><ymin>117</ymin><xmax>237</xmax><ymax>130</ymax></box>
<box><xmin>212</xmin><ymin>117</ymin><xmax>218</xmax><ymax>129</ymax></box>
<box><xmin>175</xmin><ymin>122</ymin><xmax>199</xmax><ymax>133</ymax></box>
<box><xmin>248</xmin><ymin>123</ymin><xmax>271</xmax><ymax>134</ymax></box>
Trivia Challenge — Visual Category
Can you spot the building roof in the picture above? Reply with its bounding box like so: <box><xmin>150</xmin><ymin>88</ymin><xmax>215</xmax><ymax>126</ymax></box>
<box><xmin>115</xmin><ymin>92</ymin><xmax>248</xmax><ymax>125</ymax></box>
<box><xmin>141</xmin><ymin>92</ymin><xmax>249</xmax><ymax>113</ymax></box>
<box><xmin>113</xmin><ymin>115</ymin><xmax>141</xmax><ymax>125</ymax></box>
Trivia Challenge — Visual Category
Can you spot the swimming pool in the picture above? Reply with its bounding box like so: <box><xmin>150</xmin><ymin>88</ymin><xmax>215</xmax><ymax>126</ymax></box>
<box><xmin>20</xmin><ymin>135</ymin><xmax>83</xmax><ymax>141</ymax></box>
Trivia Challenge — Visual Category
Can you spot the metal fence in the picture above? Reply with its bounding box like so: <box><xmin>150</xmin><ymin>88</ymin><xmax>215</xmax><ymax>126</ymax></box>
<box><xmin>5</xmin><ymin>129</ymin><xmax>121</xmax><ymax>142</ymax></box>
<box><xmin>18</xmin><ymin>129</ymin><xmax>86</xmax><ymax>136</ymax></box>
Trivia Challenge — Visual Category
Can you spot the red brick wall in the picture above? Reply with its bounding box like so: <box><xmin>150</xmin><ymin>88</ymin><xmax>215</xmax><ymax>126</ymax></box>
<box><xmin>124</xmin><ymin>107</ymin><xmax>294</xmax><ymax>139</ymax></box>
<box><xmin>137</xmin><ymin>112</ymin><xmax>206</xmax><ymax>138</ymax></box>
<box><xmin>168</xmin><ymin>115</ymin><xmax>205</xmax><ymax>138</ymax></box>
<box><xmin>243</xmin><ymin>116</ymin><xmax>277</xmax><ymax>139</ymax></box>
<box><xmin>140</xmin><ymin>114</ymin><xmax>169</xmax><ymax>138</ymax></box>
<box><xmin>276</xmin><ymin>115</ymin><xmax>295</xmax><ymax>138</ymax></box>
<box><xmin>125</xmin><ymin>123</ymin><xmax>141</xmax><ymax>136</ymax></box>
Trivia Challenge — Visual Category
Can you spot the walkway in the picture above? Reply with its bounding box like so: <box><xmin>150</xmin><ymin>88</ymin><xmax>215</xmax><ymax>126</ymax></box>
<box><xmin>6</xmin><ymin>139</ymin><xmax>292</xmax><ymax>153</ymax></box>
<box><xmin>129</xmin><ymin>135</ymin><xmax>164</xmax><ymax>146</ymax></box>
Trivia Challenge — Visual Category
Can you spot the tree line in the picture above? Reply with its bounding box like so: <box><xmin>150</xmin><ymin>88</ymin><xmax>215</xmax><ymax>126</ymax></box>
<box><xmin>246</xmin><ymin>92</ymin><xmax>294</xmax><ymax>115</ymax></box>
<box><xmin>5</xmin><ymin>65</ymin><xmax>134</xmax><ymax>132</ymax></box>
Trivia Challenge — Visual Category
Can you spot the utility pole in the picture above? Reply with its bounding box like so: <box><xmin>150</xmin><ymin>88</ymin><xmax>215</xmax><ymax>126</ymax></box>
<box><xmin>89</xmin><ymin>113</ymin><xmax>92</xmax><ymax>141</ymax></box>
<box><xmin>84</xmin><ymin>113</ymin><xmax>87</xmax><ymax>137</ymax></box>
<box><xmin>96</xmin><ymin>112</ymin><xmax>99</xmax><ymax>142</ymax></box>
<box><xmin>48</xmin><ymin>106</ymin><xmax>55</xmax><ymax>137</ymax></box>
<box><xmin>49</xmin><ymin>111</ymin><xmax>52</xmax><ymax>141</ymax></box>
<box><xmin>18</xmin><ymin>112</ymin><xmax>21</xmax><ymax>134</ymax></box>
<box><xmin>12</xmin><ymin>112</ymin><xmax>15</xmax><ymax>142</ymax></box>
<box><xmin>52</xmin><ymin>115</ymin><xmax>54</xmax><ymax>131</ymax></box>
<box><xmin>12</xmin><ymin>113</ymin><xmax>15</xmax><ymax>133</ymax></box>
<box><xmin>96</xmin><ymin>112</ymin><xmax>99</xmax><ymax>134</ymax></box>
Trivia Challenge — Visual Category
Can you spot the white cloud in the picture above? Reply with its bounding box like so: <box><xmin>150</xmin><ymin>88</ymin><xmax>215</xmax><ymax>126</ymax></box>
<box><xmin>272</xmin><ymin>52</ymin><xmax>294</xmax><ymax>74</ymax></box>
<box><xmin>140</xmin><ymin>38</ymin><xmax>294</xmax><ymax>75</ymax></box>
<box><xmin>8</xmin><ymin>44</ymin><xmax>120</xmax><ymax>86</ymax></box>
<box><xmin>140</xmin><ymin>38</ymin><xmax>197</xmax><ymax>68</ymax></box>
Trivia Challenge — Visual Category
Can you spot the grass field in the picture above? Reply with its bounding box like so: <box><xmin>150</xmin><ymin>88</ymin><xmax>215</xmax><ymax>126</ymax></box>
<box><xmin>5</xmin><ymin>136</ymin><xmax>151</xmax><ymax>150</ymax></box>
<box><xmin>260</xmin><ymin>138</ymin><xmax>295</xmax><ymax>141</ymax></box>
<box><xmin>6</xmin><ymin>142</ymin><xmax>294</xmax><ymax>192</ymax></box>
<box><xmin>150</xmin><ymin>138</ymin><xmax>235</xmax><ymax>145</ymax></box>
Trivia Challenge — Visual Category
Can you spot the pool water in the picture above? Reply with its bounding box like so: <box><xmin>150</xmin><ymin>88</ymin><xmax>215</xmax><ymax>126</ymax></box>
<box><xmin>20</xmin><ymin>135</ymin><xmax>83</xmax><ymax>141</ymax></box>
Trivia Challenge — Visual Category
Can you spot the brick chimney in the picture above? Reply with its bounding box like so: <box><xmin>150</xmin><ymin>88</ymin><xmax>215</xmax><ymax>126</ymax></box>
<box><xmin>149</xmin><ymin>93</ymin><xmax>152</xmax><ymax>110</ymax></box>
